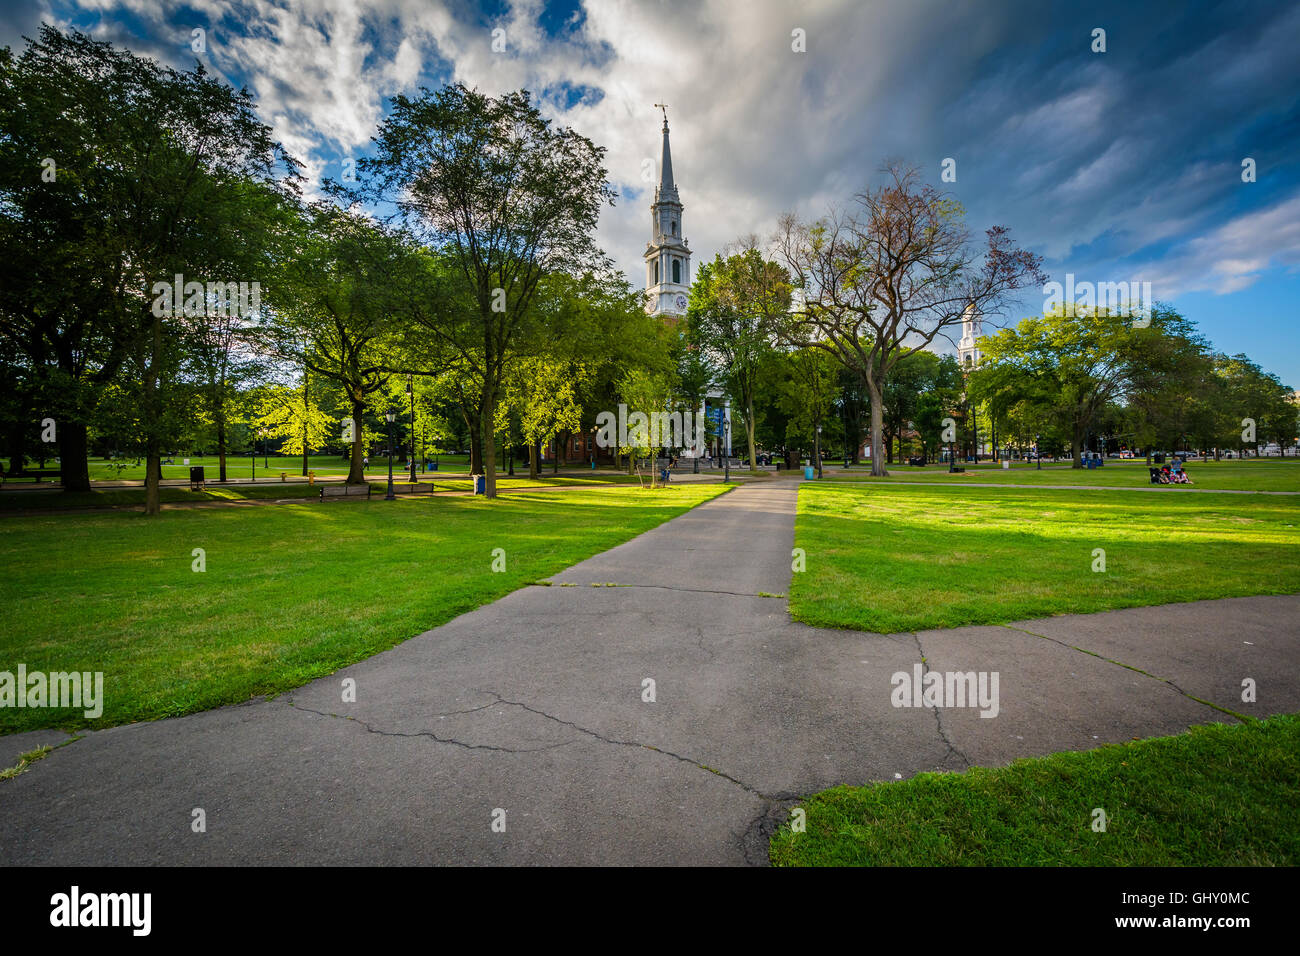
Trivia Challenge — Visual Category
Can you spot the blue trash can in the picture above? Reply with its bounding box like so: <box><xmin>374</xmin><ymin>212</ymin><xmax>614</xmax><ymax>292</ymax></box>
<box><xmin>472</xmin><ymin>474</ymin><xmax>485</xmax><ymax>495</ymax></box>
<box><xmin>804</xmin><ymin>465</ymin><xmax>815</xmax><ymax>479</ymax></box>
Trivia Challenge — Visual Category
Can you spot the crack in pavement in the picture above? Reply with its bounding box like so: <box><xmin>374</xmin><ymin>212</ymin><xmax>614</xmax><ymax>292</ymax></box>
<box><xmin>286</xmin><ymin>688</ymin><xmax>800</xmax><ymax>810</ymax></box>
<box><xmin>459</xmin><ymin>689</ymin><xmax>822</xmax><ymax>868</ymax></box>
<box><xmin>284</xmin><ymin>698</ymin><xmax>579</xmax><ymax>754</ymax></box>
<box><xmin>911</xmin><ymin>632</ymin><xmax>973</xmax><ymax>770</ymax></box>
<box><xmin>476</xmin><ymin>692</ymin><xmax>802</xmax><ymax>804</ymax></box>
<box><xmin>997</xmin><ymin>624</ymin><xmax>1251</xmax><ymax>722</ymax></box>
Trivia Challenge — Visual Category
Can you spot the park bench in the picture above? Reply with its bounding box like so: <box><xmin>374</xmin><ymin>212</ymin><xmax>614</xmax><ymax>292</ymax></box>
<box><xmin>3</xmin><ymin>468</ymin><xmax>62</xmax><ymax>484</ymax></box>
<box><xmin>319</xmin><ymin>483</ymin><xmax>372</xmax><ymax>501</ymax></box>
<box><xmin>391</xmin><ymin>481</ymin><xmax>436</xmax><ymax>495</ymax></box>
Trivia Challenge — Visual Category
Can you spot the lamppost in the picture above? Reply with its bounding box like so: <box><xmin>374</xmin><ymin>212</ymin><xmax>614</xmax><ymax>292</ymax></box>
<box><xmin>407</xmin><ymin>377</ymin><xmax>416</xmax><ymax>483</ymax></box>
<box><xmin>1036</xmin><ymin>433</ymin><xmax>1042</xmax><ymax>470</ymax></box>
<box><xmin>816</xmin><ymin>424</ymin><xmax>823</xmax><ymax>478</ymax></box>
<box><xmin>252</xmin><ymin>430</ymin><xmax>260</xmax><ymax>482</ymax></box>
<box><xmin>723</xmin><ymin>417</ymin><xmax>731</xmax><ymax>484</ymax></box>
<box><xmin>384</xmin><ymin>411</ymin><xmax>396</xmax><ymax>500</ymax></box>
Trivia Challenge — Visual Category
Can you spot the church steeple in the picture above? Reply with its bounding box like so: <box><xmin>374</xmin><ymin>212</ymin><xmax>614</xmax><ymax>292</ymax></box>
<box><xmin>645</xmin><ymin>105</ymin><xmax>691</xmax><ymax>318</ymax></box>
<box><xmin>958</xmin><ymin>303</ymin><xmax>982</xmax><ymax>369</ymax></box>
<box><xmin>656</xmin><ymin>108</ymin><xmax>677</xmax><ymax>202</ymax></box>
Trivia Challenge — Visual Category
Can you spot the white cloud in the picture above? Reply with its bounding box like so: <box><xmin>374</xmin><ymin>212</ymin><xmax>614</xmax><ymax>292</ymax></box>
<box><xmin>1137</xmin><ymin>193</ymin><xmax>1300</xmax><ymax>296</ymax></box>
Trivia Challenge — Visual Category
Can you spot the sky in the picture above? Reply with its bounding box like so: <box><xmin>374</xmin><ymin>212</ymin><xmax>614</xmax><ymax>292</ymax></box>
<box><xmin>4</xmin><ymin>0</ymin><xmax>1298</xmax><ymax>384</ymax></box>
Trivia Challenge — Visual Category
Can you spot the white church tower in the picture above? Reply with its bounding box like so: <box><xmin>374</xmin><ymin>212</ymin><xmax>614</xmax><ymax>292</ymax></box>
<box><xmin>957</xmin><ymin>304</ymin><xmax>982</xmax><ymax>369</ymax></box>
<box><xmin>644</xmin><ymin>106</ymin><xmax>692</xmax><ymax>319</ymax></box>
<box><xmin>640</xmin><ymin>107</ymin><xmax>729</xmax><ymax>458</ymax></box>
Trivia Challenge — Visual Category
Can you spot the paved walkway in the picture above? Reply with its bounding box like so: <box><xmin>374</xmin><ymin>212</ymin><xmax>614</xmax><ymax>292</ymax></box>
<box><xmin>1</xmin><ymin>482</ymin><xmax>1296</xmax><ymax>865</ymax></box>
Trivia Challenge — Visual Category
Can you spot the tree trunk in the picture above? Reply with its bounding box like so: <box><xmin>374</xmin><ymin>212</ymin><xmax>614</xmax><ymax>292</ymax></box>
<box><xmin>143</xmin><ymin>312</ymin><xmax>163</xmax><ymax>516</ymax></box>
<box><xmin>466</xmin><ymin>410</ymin><xmax>483</xmax><ymax>475</ymax></box>
<box><xmin>1071</xmin><ymin>430</ymin><xmax>1083</xmax><ymax>468</ymax></box>
<box><xmin>867</xmin><ymin>377</ymin><xmax>887</xmax><ymax>477</ymax></box>
<box><xmin>6</xmin><ymin>422</ymin><xmax>25</xmax><ymax>477</ymax></box>
<box><xmin>302</xmin><ymin>373</ymin><xmax>310</xmax><ymax>476</ymax></box>
<box><xmin>215</xmin><ymin>396</ymin><xmax>228</xmax><ymax>483</ymax></box>
<box><xmin>813</xmin><ymin>420</ymin><xmax>822</xmax><ymax>477</ymax></box>
<box><xmin>347</xmin><ymin>397</ymin><xmax>366</xmax><ymax>484</ymax></box>
<box><xmin>60</xmin><ymin>419</ymin><xmax>91</xmax><ymax>493</ymax></box>
<box><xmin>145</xmin><ymin>445</ymin><xmax>161</xmax><ymax>515</ymax></box>
<box><xmin>529</xmin><ymin>440</ymin><xmax>539</xmax><ymax>480</ymax></box>
<box><xmin>481</xmin><ymin>389</ymin><xmax>497</xmax><ymax>499</ymax></box>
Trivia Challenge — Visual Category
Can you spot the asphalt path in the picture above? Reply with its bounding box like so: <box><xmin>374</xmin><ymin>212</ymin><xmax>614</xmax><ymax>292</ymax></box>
<box><xmin>2</xmin><ymin>481</ymin><xmax>1295</xmax><ymax>865</ymax></box>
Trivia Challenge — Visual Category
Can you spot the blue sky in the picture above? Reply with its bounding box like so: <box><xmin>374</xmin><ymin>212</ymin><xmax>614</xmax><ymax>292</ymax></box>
<box><xmin>3</xmin><ymin>0</ymin><xmax>1297</xmax><ymax>384</ymax></box>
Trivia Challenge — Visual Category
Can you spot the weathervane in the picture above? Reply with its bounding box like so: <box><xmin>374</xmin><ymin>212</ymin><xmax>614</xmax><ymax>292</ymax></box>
<box><xmin>653</xmin><ymin>102</ymin><xmax>668</xmax><ymax>128</ymax></box>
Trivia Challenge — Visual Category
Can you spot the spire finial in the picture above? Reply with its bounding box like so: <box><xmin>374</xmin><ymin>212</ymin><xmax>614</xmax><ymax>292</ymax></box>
<box><xmin>654</xmin><ymin>102</ymin><xmax>668</xmax><ymax>130</ymax></box>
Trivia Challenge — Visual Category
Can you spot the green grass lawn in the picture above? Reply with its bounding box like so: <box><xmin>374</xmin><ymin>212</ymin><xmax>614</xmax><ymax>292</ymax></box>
<box><xmin>828</xmin><ymin>458</ymin><xmax>1300</xmax><ymax>492</ymax></box>
<box><xmin>0</xmin><ymin>474</ymin><xmax>651</xmax><ymax>511</ymax></box>
<box><xmin>770</xmin><ymin>713</ymin><xmax>1300</xmax><ymax>865</ymax></box>
<box><xmin>6</xmin><ymin>454</ymin><xmax>473</xmax><ymax>482</ymax></box>
<box><xmin>0</xmin><ymin>484</ymin><xmax>727</xmax><ymax>735</ymax></box>
<box><xmin>790</xmin><ymin>482</ymin><xmax>1300</xmax><ymax>632</ymax></box>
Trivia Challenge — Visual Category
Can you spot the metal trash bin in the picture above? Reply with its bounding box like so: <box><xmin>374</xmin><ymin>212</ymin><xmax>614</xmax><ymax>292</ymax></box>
<box><xmin>472</xmin><ymin>474</ymin><xmax>485</xmax><ymax>495</ymax></box>
<box><xmin>804</xmin><ymin>465</ymin><xmax>815</xmax><ymax>479</ymax></box>
<box><xmin>189</xmin><ymin>465</ymin><xmax>205</xmax><ymax>492</ymax></box>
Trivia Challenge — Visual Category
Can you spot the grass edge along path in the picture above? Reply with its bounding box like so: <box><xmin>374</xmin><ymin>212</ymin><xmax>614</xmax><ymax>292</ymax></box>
<box><xmin>770</xmin><ymin>713</ymin><xmax>1300</xmax><ymax>866</ymax></box>
<box><xmin>788</xmin><ymin>482</ymin><xmax>1300</xmax><ymax>633</ymax></box>
<box><xmin>0</xmin><ymin>484</ymin><xmax>730</xmax><ymax>736</ymax></box>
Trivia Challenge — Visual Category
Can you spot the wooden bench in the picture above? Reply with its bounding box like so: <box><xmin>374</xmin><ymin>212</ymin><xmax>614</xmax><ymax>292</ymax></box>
<box><xmin>319</xmin><ymin>483</ymin><xmax>372</xmax><ymax>500</ymax></box>
<box><xmin>3</xmin><ymin>468</ymin><xmax>62</xmax><ymax>484</ymax></box>
<box><xmin>391</xmin><ymin>481</ymin><xmax>436</xmax><ymax>495</ymax></box>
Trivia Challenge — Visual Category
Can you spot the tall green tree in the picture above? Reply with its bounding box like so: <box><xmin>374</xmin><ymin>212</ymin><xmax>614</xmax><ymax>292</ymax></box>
<box><xmin>358</xmin><ymin>83</ymin><xmax>613</xmax><ymax>498</ymax></box>
<box><xmin>266</xmin><ymin>205</ymin><xmax>404</xmax><ymax>484</ymax></box>
<box><xmin>0</xmin><ymin>26</ymin><xmax>299</xmax><ymax>509</ymax></box>
<box><xmin>688</xmin><ymin>244</ymin><xmax>791</xmax><ymax>471</ymax></box>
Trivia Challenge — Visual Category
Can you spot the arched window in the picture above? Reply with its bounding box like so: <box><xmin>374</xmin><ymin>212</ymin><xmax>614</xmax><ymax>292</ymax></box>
<box><xmin>672</xmin><ymin>221</ymin><xmax>678</xmax><ymax>236</ymax></box>
<box><xmin>672</xmin><ymin>259</ymin><xmax>681</xmax><ymax>284</ymax></box>
<box><xmin>654</xmin><ymin>260</ymin><xmax>659</xmax><ymax>284</ymax></box>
